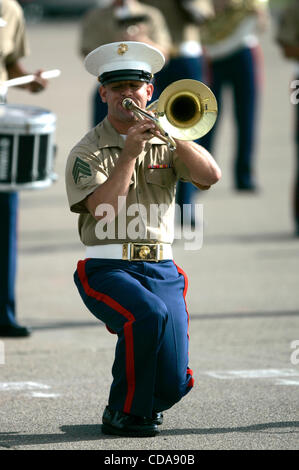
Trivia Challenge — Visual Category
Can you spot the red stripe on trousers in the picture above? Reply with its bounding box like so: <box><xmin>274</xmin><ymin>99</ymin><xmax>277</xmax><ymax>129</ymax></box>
<box><xmin>77</xmin><ymin>259</ymin><xmax>135</xmax><ymax>414</ymax></box>
<box><xmin>173</xmin><ymin>262</ymin><xmax>194</xmax><ymax>387</ymax></box>
<box><xmin>187</xmin><ymin>367</ymin><xmax>194</xmax><ymax>388</ymax></box>
<box><xmin>173</xmin><ymin>261</ymin><xmax>190</xmax><ymax>337</ymax></box>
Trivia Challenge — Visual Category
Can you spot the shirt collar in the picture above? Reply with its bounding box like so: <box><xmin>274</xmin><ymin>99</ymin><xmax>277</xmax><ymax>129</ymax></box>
<box><xmin>95</xmin><ymin>117</ymin><xmax>125</xmax><ymax>149</ymax></box>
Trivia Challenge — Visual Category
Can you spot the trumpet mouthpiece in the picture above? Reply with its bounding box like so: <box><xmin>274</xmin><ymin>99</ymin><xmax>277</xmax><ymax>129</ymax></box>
<box><xmin>122</xmin><ymin>98</ymin><xmax>134</xmax><ymax>110</ymax></box>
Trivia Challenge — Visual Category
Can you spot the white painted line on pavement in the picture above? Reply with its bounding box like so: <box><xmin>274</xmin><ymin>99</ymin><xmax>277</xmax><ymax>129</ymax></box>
<box><xmin>0</xmin><ymin>381</ymin><xmax>61</xmax><ymax>397</ymax></box>
<box><xmin>275</xmin><ymin>379</ymin><xmax>299</xmax><ymax>386</ymax></box>
<box><xmin>30</xmin><ymin>392</ymin><xmax>61</xmax><ymax>398</ymax></box>
<box><xmin>0</xmin><ymin>381</ymin><xmax>51</xmax><ymax>391</ymax></box>
<box><xmin>204</xmin><ymin>368</ymin><xmax>299</xmax><ymax>380</ymax></box>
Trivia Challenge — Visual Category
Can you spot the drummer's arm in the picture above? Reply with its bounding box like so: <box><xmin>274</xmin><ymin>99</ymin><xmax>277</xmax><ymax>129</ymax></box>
<box><xmin>6</xmin><ymin>61</ymin><xmax>48</xmax><ymax>93</ymax></box>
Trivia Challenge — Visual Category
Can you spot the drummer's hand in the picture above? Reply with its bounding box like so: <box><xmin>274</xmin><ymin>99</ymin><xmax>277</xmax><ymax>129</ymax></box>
<box><xmin>28</xmin><ymin>69</ymin><xmax>48</xmax><ymax>93</ymax></box>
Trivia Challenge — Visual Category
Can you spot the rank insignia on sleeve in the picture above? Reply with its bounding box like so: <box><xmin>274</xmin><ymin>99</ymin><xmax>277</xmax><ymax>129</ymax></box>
<box><xmin>72</xmin><ymin>157</ymin><xmax>92</xmax><ymax>184</ymax></box>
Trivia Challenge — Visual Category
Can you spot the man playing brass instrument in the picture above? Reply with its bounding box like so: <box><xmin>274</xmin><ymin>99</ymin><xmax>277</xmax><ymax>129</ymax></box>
<box><xmin>65</xmin><ymin>41</ymin><xmax>221</xmax><ymax>437</ymax></box>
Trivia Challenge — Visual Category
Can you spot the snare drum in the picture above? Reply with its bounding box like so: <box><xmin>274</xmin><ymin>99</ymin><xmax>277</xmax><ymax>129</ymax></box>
<box><xmin>0</xmin><ymin>104</ymin><xmax>57</xmax><ymax>191</ymax></box>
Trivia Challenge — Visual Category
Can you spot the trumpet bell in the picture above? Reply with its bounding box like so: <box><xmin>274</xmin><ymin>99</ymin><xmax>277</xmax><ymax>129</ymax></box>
<box><xmin>153</xmin><ymin>79</ymin><xmax>218</xmax><ymax>141</ymax></box>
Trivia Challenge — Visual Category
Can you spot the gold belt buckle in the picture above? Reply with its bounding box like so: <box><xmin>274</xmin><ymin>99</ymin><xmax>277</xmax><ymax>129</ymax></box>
<box><xmin>123</xmin><ymin>243</ymin><xmax>163</xmax><ymax>262</ymax></box>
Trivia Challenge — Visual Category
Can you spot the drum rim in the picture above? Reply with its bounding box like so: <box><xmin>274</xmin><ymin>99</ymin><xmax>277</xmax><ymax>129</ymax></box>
<box><xmin>0</xmin><ymin>175</ymin><xmax>57</xmax><ymax>191</ymax></box>
<box><xmin>0</xmin><ymin>103</ymin><xmax>56</xmax><ymax>133</ymax></box>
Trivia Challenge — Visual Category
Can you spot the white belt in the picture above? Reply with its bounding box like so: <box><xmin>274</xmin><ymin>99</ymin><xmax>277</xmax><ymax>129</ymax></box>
<box><xmin>85</xmin><ymin>243</ymin><xmax>173</xmax><ymax>262</ymax></box>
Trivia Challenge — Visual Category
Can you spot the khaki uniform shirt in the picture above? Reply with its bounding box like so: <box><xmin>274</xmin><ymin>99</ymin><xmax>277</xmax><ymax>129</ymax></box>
<box><xmin>80</xmin><ymin>0</ymin><xmax>171</xmax><ymax>56</ymax></box>
<box><xmin>0</xmin><ymin>0</ymin><xmax>29</xmax><ymax>81</ymax></box>
<box><xmin>65</xmin><ymin>118</ymin><xmax>194</xmax><ymax>246</ymax></box>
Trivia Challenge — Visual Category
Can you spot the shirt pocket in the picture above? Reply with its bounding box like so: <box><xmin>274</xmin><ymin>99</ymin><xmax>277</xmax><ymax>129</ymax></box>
<box><xmin>145</xmin><ymin>168</ymin><xmax>176</xmax><ymax>188</ymax></box>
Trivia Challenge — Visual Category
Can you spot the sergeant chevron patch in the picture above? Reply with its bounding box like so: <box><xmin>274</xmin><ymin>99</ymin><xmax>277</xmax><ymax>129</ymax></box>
<box><xmin>72</xmin><ymin>157</ymin><xmax>92</xmax><ymax>184</ymax></box>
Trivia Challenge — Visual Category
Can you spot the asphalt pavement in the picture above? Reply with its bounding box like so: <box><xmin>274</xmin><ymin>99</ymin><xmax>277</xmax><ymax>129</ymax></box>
<box><xmin>0</xmin><ymin>18</ymin><xmax>298</xmax><ymax>451</ymax></box>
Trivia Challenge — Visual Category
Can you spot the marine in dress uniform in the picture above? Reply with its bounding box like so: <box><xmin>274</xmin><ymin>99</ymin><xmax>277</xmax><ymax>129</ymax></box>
<box><xmin>276</xmin><ymin>0</ymin><xmax>299</xmax><ymax>236</ymax></box>
<box><xmin>0</xmin><ymin>0</ymin><xmax>46</xmax><ymax>338</ymax></box>
<box><xmin>65</xmin><ymin>41</ymin><xmax>221</xmax><ymax>436</ymax></box>
<box><xmin>80</xmin><ymin>0</ymin><xmax>171</xmax><ymax>127</ymax></box>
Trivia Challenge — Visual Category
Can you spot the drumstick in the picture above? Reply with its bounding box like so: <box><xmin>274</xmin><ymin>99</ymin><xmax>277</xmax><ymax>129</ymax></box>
<box><xmin>4</xmin><ymin>69</ymin><xmax>61</xmax><ymax>88</ymax></box>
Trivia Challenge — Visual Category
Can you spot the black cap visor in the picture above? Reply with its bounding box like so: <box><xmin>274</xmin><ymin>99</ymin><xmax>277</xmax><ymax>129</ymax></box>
<box><xmin>99</xmin><ymin>69</ymin><xmax>152</xmax><ymax>85</ymax></box>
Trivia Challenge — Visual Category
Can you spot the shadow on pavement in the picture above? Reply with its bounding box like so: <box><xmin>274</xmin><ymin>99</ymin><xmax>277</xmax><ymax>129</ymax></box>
<box><xmin>29</xmin><ymin>309</ymin><xmax>299</xmax><ymax>331</ymax></box>
<box><xmin>0</xmin><ymin>421</ymin><xmax>298</xmax><ymax>447</ymax></box>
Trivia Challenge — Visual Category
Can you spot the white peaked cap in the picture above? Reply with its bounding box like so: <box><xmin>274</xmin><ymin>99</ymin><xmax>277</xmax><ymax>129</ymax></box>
<box><xmin>84</xmin><ymin>41</ymin><xmax>165</xmax><ymax>84</ymax></box>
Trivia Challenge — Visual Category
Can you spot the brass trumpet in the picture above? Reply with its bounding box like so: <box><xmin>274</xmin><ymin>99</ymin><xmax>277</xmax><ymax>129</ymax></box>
<box><xmin>122</xmin><ymin>96</ymin><xmax>177</xmax><ymax>150</ymax></box>
<box><xmin>122</xmin><ymin>79</ymin><xmax>218</xmax><ymax>150</ymax></box>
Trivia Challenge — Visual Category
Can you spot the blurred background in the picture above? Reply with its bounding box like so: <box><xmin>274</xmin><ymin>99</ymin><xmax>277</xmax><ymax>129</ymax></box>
<box><xmin>15</xmin><ymin>0</ymin><xmax>292</xmax><ymax>22</ymax></box>
<box><xmin>18</xmin><ymin>0</ymin><xmax>108</xmax><ymax>22</ymax></box>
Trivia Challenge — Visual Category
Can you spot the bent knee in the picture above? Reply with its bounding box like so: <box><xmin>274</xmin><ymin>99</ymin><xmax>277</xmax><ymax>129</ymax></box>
<box><xmin>159</xmin><ymin>371</ymin><xmax>194</xmax><ymax>409</ymax></box>
<box><xmin>139</xmin><ymin>296</ymin><xmax>169</xmax><ymax>325</ymax></box>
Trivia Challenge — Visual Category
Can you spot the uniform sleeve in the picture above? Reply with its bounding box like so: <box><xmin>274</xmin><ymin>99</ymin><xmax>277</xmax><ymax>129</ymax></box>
<box><xmin>5</xmin><ymin>4</ymin><xmax>29</xmax><ymax>66</ymax></box>
<box><xmin>172</xmin><ymin>149</ymin><xmax>211</xmax><ymax>190</ymax></box>
<box><xmin>65</xmin><ymin>149</ymin><xmax>108</xmax><ymax>214</ymax></box>
<box><xmin>172</xmin><ymin>151</ymin><xmax>192</xmax><ymax>182</ymax></box>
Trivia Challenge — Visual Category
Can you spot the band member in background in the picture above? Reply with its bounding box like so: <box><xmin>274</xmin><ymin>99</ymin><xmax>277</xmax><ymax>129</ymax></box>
<box><xmin>80</xmin><ymin>0</ymin><xmax>171</xmax><ymax>127</ymax></box>
<box><xmin>0</xmin><ymin>0</ymin><xmax>47</xmax><ymax>337</ymax></box>
<box><xmin>65</xmin><ymin>41</ymin><xmax>221</xmax><ymax>436</ymax></box>
<box><xmin>141</xmin><ymin>0</ymin><xmax>214</xmax><ymax>227</ymax></box>
<box><xmin>276</xmin><ymin>0</ymin><xmax>299</xmax><ymax>236</ymax></box>
<box><xmin>200</xmin><ymin>0</ymin><xmax>268</xmax><ymax>191</ymax></box>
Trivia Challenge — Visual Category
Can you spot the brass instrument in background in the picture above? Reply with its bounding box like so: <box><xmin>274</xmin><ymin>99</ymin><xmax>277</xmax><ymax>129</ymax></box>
<box><xmin>200</xmin><ymin>0</ymin><xmax>264</xmax><ymax>46</ymax></box>
<box><xmin>122</xmin><ymin>79</ymin><xmax>218</xmax><ymax>150</ymax></box>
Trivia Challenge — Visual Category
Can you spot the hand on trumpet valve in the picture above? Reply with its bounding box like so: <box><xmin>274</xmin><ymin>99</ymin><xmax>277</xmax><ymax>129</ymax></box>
<box><xmin>122</xmin><ymin>97</ymin><xmax>176</xmax><ymax>150</ymax></box>
<box><xmin>123</xmin><ymin>98</ymin><xmax>168</xmax><ymax>136</ymax></box>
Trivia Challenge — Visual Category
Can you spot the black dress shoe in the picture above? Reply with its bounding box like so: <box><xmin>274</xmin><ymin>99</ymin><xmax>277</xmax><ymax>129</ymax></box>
<box><xmin>0</xmin><ymin>325</ymin><xmax>31</xmax><ymax>337</ymax></box>
<box><xmin>151</xmin><ymin>411</ymin><xmax>163</xmax><ymax>425</ymax></box>
<box><xmin>102</xmin><ymin>406</ymin><xmax>159</xmax><ymax>437</ymax></box>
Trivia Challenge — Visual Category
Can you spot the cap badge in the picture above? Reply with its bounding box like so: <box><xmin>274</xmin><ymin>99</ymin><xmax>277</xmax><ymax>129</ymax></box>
<box><xmin>117</xmin><ymin>43</ymin><xmax>129</xmax><ymax>55</ymax></box>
